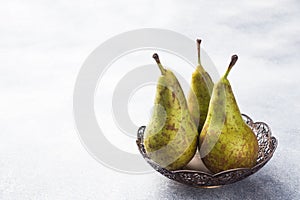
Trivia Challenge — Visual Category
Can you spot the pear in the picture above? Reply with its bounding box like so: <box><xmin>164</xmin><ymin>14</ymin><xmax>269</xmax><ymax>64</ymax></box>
<box><xmin>144</xmin><ymin>53</ymin><xmax>198</xmax><ymax>171</ymax></box>
<box><xmin>199</xmin><ymin>55</ymin><xmax>258</xmax><ymax>173</ymax></box>
<box><xmin>188</xmin><ymin>39</ymin><xmax>214</xmax><ymax>132</ymax></box>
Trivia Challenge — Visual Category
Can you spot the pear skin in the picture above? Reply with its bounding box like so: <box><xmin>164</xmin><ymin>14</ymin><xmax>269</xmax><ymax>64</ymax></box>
<box><xmin>199</xmin><ymin>55</ymin><xmax>259</xmax><ymax>174</ymax></box>
<box><xmin>144</xmin><ymin>53</ymin><xmax>198</xmax><ymax>171</ymax></box>
<box><xmin>188</xmin><ymin>39</ymin><xmax>214</xmax><ymax>133</ymax></box>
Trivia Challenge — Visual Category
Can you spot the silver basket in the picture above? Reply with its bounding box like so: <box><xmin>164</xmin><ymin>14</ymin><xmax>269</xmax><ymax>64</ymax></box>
<box><xmin>136</xmin><ymin>114</ymin><xmax>278</xmax><ymax>188</ymax></box>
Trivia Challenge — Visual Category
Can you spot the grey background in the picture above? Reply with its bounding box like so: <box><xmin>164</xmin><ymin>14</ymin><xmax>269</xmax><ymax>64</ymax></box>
<box><xmin>1</xmin><ymin>0</ymin><xmax>299</xmax><ymax>199</ymax></box>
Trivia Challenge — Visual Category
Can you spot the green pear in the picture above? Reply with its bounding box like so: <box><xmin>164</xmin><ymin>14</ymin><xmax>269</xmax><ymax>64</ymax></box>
<box><xmin>199</xmin><ymin>55</ymin><xmax>258</xmax><ymax>173</ymax></box>
<box><xmin>188</xmin><ymin>39</ymin><xmax>214</xmax><ymax>133</ymax></box>
<box><xmin>144</xmin><ymin>53</ymin><xmax>198</xmax><ymax>171</ymax></box>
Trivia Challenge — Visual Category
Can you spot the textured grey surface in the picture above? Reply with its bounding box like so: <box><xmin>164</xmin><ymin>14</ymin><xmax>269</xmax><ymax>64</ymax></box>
<box><xmin>1</xmin><ymin>0</ymin><xmax>299</xmax><ymax>199</ymax></box>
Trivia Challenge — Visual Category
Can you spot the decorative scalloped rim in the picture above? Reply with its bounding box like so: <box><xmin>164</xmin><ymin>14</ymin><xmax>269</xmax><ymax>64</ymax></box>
<box><xmin>136</xmin><ymin>114</ymin><xmax>278</xmax><ymax>188</ymax></box>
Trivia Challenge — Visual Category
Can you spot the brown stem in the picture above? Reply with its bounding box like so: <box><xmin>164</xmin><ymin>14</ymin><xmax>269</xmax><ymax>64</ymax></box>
<box><xmin>153</xmin><ymin>53</ymin><xmax>166</xmax><ymax>75</ymax></box>
<box><xmin>224</xmin><ymin>55</ymin><xmax>238</xmax><ymax>78</ymax></box>
<box><xmin>196</xmin><ymin>39</ymin><xmax>202</xmax><ymax>65</ymax></box>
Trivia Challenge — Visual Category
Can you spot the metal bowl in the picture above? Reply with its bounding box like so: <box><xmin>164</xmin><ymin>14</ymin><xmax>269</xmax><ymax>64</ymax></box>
<box><xmin>136</xmin><ymin>114</ymin><xmax>278</xmax><ymax>188</ymax></box>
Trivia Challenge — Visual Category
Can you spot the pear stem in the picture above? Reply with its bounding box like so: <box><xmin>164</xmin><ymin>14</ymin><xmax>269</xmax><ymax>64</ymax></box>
<box><xmin>196</xmin><ymin>39</ymin><xmax>202</xmax><ymax>65</ymax></box>
<box><xmin>224</xmin><ymin>55</ymin><xmax>238</xmax><ymax>78</ymax></box>
<box><xmin>152</xmin><ymin>53</ymin><xmax>166</xmax><ymax>75</ymax></box>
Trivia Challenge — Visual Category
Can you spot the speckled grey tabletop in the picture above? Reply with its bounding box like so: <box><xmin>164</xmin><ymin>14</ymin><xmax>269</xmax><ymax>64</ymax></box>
<box><xmin>1</xmin><ymin>0</ymin><xmax>299</xmax><ymax>199</ymax></box>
